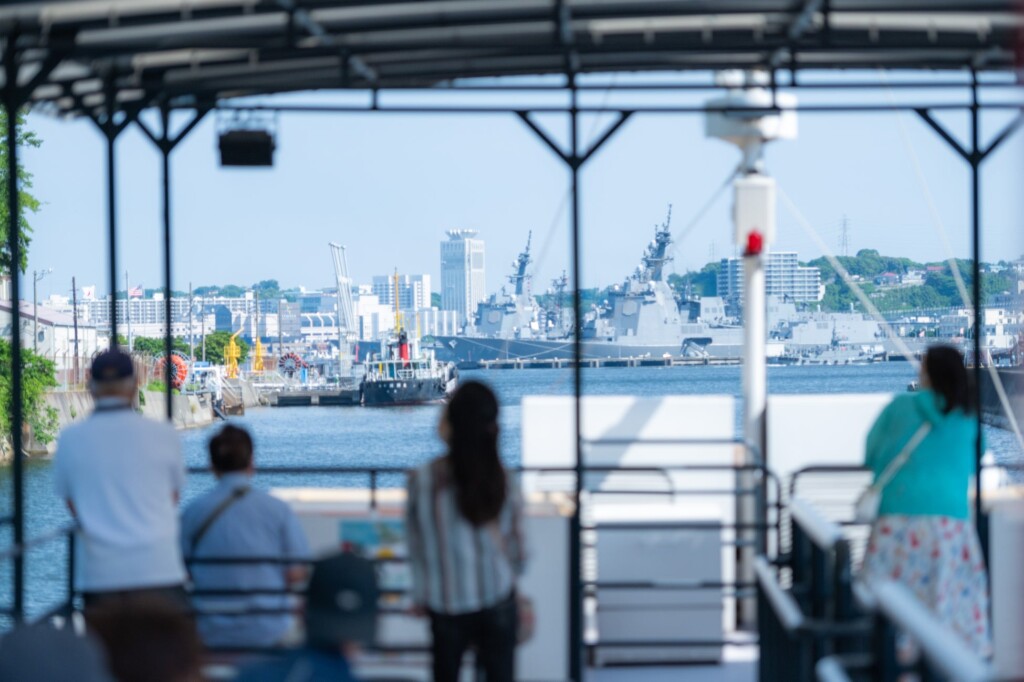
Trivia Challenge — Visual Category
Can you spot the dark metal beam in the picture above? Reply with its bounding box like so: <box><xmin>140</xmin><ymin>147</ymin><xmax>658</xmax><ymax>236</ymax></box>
<box><xmin>2</xmin><ymin>37</ymin><xmax>26</xmax><ymax>624</ymax></box>
<box><xmin>135</xmin><ymin>104</ymin><xmax>209</xmax><ymax>421</ymax></box>
<box><xmin>914</xmin><ymin>108</ymin><xmax>971</xmax><ymax>162</ymax></box>
<box><xmin>515</xmin><ymin>111</ymin><xmax>570</xmax><ymax>166</ymax></box>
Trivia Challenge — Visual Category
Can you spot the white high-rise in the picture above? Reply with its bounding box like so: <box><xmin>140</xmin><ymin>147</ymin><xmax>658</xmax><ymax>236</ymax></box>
<box><xmin>717</xmin><ymin>251</ymin><xmax>822</xmax><ymax>305</ymax></box>
<box><xmin>371</xmin><ymin>274</ymin><xmax>431</xmax><ymax>311</ymax></box>
<box><xmin>440</xmin><ymin>230</ymin><xmax>485</xmax><ymax>327</ymax></box>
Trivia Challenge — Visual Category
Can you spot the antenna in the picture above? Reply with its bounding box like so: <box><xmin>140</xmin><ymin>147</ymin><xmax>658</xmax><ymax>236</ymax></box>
<box><xmin>840</xmin><ymin>215</ymin><xmax>850</xmax><ymax>258</ymax></box>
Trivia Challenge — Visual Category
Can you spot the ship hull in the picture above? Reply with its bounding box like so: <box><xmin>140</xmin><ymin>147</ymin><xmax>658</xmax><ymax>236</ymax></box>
<box><xmin>361</xmin><ymin>379</ymin><xmax>448</xmax><ymax>406</ymax></box>
<box><xmin>426</xmin><ymin>336</ymin><xmax>744</xmax><ymax>366</ymax></box>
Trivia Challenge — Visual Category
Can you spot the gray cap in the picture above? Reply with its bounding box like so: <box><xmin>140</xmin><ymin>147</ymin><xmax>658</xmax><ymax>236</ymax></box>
<box><xmin>305</xmin><ymin>552</ymin><xmax>380</xmax><ymax>646</ymax></box>
<box><xmin>0</xmin><ymin>623</ymin><xmax>113</xmax><ymax>682</ymax></box>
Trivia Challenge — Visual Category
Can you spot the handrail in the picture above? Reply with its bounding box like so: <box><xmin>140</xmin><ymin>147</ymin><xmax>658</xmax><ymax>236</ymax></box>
<box><xmin>816</xmin><ymin>655</ymin><xmax>855</xmax><ymax>682</ymax></box>
<box><xmin>865</xmin><ymin>579</ymin><xmax>993</xmax><ymax>682</ymax></box>
<box><xmin>790</xmin><ymin>497</ymin><xmax>845</xmax><ymax>551</ymax></box>
<box><xmin>754</xmin><ymin>556</ymin><xmax>804</xmax><ymax>633</ymax></box>
<box><xmin>583</xmin><ymin>437</ymin><xmax>763</xmax><ymax>466</ymax></box>
<box><xmin>0</xmin><ymin>523</ymin><xmax>77</xmax><ymax>562</ymax></box>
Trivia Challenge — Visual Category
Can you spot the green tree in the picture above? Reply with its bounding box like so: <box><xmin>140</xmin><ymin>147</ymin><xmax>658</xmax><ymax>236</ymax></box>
<box><xmin>0</xmin><ymin>109</ymin><xmax>41</xmax><ymax>275</ymax></box>
<box><xmin>132</xmin><ymin>336</ymin><xmax>190</xmax><ymax>356</ymax></box>
<box><xmin>0</xmin><ymin>341</ymin><xmax>59</xmax><ymax>446</ymax></box>
<box><xmin>252</xmin><ymin>279</ymin><xmax>281</xmax><ymax>299</ymax></box>
<box><xmin>668</xmin><ymin>262</ymin><xmax>719</xmax><ymax>299</ymax></box>
<box><xmin>203</xmin><ymin>331</ymin><xmax>249</xmax><ymax>365</ymax></box>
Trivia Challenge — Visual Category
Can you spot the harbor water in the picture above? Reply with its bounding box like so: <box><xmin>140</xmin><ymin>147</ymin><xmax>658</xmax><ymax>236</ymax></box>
<box><xmin>2</xmin><ymin>363</ymin><xmax>1022</xmax><ymax>619</ymax></box>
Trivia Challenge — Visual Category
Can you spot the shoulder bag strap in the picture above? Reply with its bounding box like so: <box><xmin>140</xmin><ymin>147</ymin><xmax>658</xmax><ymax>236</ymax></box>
<box><xmin>871</xmin><ymin>423</ymin><xmax>932</xmax><ymax>493</ymax></box>
<box><xmin>188</xmin><ymin>485</ymin><xmax>250</xmax><ymax>556</ymax></box>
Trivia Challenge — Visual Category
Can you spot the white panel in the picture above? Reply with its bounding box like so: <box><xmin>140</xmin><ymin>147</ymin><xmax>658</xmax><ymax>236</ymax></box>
<box><xmin>522</xmin><ymin>395</ymin><xmax>736</xmax><ymax>470</ymax></box>
<box><xmin>767</xmin><ymin>393</ymin><xmax>893</xmax><ymax>482</ymax></box>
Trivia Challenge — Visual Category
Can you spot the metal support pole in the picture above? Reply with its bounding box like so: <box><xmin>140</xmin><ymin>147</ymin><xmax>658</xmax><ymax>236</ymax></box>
<box><xmin>740</xmin><ymin>248</ymin><xmax>766</xmax><ymax>626</ymax></box>
<box><xmin>568</xmin><ymin>78</ymin><xmax>584</xmax><ymax>682</ymax></box>
<box><xmin>4</xmin><ymin>68</ymin><xmax>27</xmax><ymax>624</ymax></box>
<box><xmin>104</xmin><ymin>94</ymin><xmax>119</xmax><ymax>346</ymax></box>
<box><xmin>134</xmin><ymin>104</ymin><xmax>208</xmax><ymax>422</ymax></box>
<box><xmin>160</xmin><ymin>106</ymin><xmax>174</xmax><ymax>421</ymax></box>
<box><xmin>913</xmin><ymin>91</ymin><xmax>1024</xmax><ymax>556</ymax></box>
<box><xmin>969</xmin><ymin>77</ymin><xmax>984</xmax><ymax>546</ymax></box>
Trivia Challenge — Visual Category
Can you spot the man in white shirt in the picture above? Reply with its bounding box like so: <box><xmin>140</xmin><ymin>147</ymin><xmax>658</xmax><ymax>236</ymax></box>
<box><xmin>53</xmin><ymin>349</ymin><xmax>187</xmax><ymax>608</ymax></box>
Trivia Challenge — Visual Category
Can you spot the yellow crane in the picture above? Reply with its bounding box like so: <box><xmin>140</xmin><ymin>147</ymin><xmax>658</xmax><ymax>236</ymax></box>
<box><xmin>225</xmin><ymin>328</ymin><xmax>243</xmax><ymax>379</ymax></box>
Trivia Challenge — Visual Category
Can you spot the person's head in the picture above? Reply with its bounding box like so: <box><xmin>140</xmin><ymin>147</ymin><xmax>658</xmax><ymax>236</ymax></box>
<box><xmin>88</xmin><ymin>349</ymin><xmax>136</xmax><ymax>401</ymax></box>
<box><xmin>87</xmin><ymin>596</ymin><xmax>202</xmax><ymax>682</ymax></box>
<box><xmin>440</xmin><ymin>381</ymin><xmax>506</xmax><ymax>526</ymax></box>
<box><xmin>208</xmin><ymin>424</ymin><xmax>254</xmax><ymax>476</ymax></box>
<box><xmin>921</xmin><ymin>344</ymin><xmax>975</xmax><ymax>414</ymax></box>
<box><xmin>305</xmin><ymin>552</ymin><xmax>380</xmax><ymax>652</ymax></box>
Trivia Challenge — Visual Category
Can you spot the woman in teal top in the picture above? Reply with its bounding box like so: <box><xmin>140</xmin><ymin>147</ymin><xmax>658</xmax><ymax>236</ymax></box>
<box><xmin>861</xmin><ymin>345</ymin><xmax>991</xmax><ymax>656</ymax></box>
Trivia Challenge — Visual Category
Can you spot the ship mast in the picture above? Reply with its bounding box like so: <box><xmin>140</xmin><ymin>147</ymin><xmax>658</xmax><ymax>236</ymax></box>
<box><xmin>508</xmin><ymin>231</ymin><xmax>533</xmax><ymax>297</ymax></box>
<box><xmin>639</xmin><ymin>205</ymin><xmax>673</xmax><ymax>284</ymax></box>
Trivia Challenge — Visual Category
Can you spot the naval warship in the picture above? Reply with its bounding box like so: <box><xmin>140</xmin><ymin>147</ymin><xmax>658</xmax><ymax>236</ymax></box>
<box><xmin>426</xmin><ymin>210</ymin><xmax>746</xmax><ymax>366</ymax></box>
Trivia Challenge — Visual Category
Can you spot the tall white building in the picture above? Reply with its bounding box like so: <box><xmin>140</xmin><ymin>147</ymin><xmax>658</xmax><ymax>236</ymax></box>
<box><xmin>371</xmin><ymin>274</ymin><xmax>431</xmax><ymax>311</ymax></box>
<box><xmin>440</xmin><ymin>230</ymin><xmax>485</xmax><ymax>327</ymax></box>
<box><xmin>718</xmin><ymin>251</ymin><xmax>822</xmax><ymax>306</ymax></box>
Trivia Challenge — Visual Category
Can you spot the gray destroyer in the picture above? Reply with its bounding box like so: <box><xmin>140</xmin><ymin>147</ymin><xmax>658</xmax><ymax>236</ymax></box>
<box><xmin>427</xmin><ymin>211</ymin><xmax>745</xmax><ymax>365</ymax></box>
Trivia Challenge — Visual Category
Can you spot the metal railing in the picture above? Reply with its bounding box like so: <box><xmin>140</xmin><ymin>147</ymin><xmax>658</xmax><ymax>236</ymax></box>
<box><xmin>0</xmin><ymin>456</ymin><xmax>780</xmax><ymax>670</ymax></box>
<box><xmin>758</xmin><ymin>494</ymin><xmax>998</xmax><ymax>682</ymax></box>
<box><xmin>816</xmin><ymin>579</ymin><xmax>994</xmax><ymax>682</ymax></box>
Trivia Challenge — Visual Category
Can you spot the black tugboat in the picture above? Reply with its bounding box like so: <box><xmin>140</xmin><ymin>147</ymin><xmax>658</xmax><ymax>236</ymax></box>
<box><xmin>360</xmin><ymin>329</ymin><xmax>458</xmax><ymax>406</ymax></box>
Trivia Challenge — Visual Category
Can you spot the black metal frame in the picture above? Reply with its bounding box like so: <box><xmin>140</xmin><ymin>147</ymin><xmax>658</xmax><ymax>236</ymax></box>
<box><xmin>0</xmin><ymin>5</ymin><xmax>1019</xmax><ymax>679</ymax></box>
<box><xmin>1</xmin><ymin>460</ymin><xmax>780</xmax><ymax>673</ymax></box>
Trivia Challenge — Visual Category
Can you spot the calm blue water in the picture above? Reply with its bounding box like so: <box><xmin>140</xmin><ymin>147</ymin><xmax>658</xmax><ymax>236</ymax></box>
<box><xmin>2</xmin><ymin>363</ymin><xmax>1021</xmax><ymax>618</ymax></box>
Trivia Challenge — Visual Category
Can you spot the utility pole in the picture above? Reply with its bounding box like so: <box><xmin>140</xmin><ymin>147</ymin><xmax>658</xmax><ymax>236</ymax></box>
<box><xmin>125</xmin><ymin>269</ymin><xmax>132</xmax><ymax>351</ymax></box>
<box><xmin>71</xmin><ymin>277</ymin><xmax>80</xmax><ymax>386</ymax></box>
<box><xmin>188</xmin><ymin>282</ymin><xmax>194</xmax><ymax>361</ymax></box>
<box><xmin>200</xmin><ymin>296</ymin><xmax>206</xmax><ymax>362</ymax></box>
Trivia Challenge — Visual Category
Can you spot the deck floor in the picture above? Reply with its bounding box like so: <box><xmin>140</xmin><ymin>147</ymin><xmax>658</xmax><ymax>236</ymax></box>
<box><xmin>587</xmin><ymin>645</ymin><xmax>757</xmax><ymax>682</ymax></box>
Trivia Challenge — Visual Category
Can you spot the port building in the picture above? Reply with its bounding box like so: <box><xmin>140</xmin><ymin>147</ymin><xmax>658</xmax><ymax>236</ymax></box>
<box><xmin>440</xmin><ymin>230</ymin><xmax>486</xmax><ymax>328</ymax></box>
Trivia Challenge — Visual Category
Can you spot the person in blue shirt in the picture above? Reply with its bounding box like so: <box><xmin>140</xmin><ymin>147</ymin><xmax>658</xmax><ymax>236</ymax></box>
<box><xmin>181</xmin><ymin>425</ymin><xmax>310</xmax><ymax>649</ymax></box>
<box><xmin>236</xmin><ymin>552</ymin><xmax>378</xmax><ymax>682</ymax></box>
<box><xmin>860</xmin><ymin>344</ymin><xmax>991</xmax><ymax>657</ymax></box>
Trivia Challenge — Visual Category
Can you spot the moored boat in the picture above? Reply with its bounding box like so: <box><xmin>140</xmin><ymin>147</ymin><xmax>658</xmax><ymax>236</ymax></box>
<box><xmin>360</xmin><ymin>329</ymin><xmax>457</xmax><ymax>406</ymax></box>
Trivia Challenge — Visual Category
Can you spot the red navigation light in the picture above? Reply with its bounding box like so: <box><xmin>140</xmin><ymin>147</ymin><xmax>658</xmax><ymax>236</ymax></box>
<box><xmin>745</xmin><ymin>229</ymin><xmax>764</xmax><ymax>256</ymax></box>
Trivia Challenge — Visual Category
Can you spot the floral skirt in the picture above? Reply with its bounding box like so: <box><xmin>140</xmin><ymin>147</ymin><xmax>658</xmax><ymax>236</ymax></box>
<box><xmin>861</xmin><ymin>515</ymin><xmax>992</xmax><ymax>658</ymax></box>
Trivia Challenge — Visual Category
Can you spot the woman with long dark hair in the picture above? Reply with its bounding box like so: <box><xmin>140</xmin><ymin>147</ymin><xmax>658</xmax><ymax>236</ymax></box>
<box><xmin>405</xmin><ymin>381</ymin><xmax>525</xmax><ymax>682</ymax></box>
<box><xmin>860</xmin><ymin>344</ymin><xmax>991</xmax><ymax>656</ymax></box>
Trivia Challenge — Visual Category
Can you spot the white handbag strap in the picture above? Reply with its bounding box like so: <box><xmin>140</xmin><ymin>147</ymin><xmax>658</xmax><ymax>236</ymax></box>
<box><xmin>872</xmin><ymin>423</ymin><xmax>932</xmax><ymax>492</ymax></box>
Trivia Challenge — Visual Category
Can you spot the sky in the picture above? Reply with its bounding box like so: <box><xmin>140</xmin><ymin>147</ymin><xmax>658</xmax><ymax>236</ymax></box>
<box><xmin>18</xmin><ymin>78</ymin><xmax>1024</xmax><ymax>302</ymax></box>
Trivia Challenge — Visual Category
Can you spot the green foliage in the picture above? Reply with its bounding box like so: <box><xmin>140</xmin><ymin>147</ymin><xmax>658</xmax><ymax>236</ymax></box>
<box><xmin>808</xmin><ymin>251</ymin><xmax>1019</xmax><ymax>313</ymax></box>
<box><xmin>0</xmin><ymin>340</ymin><xmax>59</xmax><ymax>446</ymax></box>
<box><xmin>0</xmin><ymin>109</ymin><xmax>42</xmax><ymax>274</ymax></box>
<box><xmin>668</xmin><ymin>262</ymin><xmax>720</xmax><ymax>299</ymax></box>
<box><xmin>203</xmin><ymin>330</ymin><xmax>249</xmax><ymax>365</ymax></box>
<box><xmin>145</xmin><ymin>380</ymin><xmax>179</xmax><ymax>395</ymax></box>
<box><xmin>253</xmin><ymin>279</ymin><xmax>281</xmax><ymax>300</ymax></box>
<box><xmin>132</xmin><ymin>336</ymin><xmax>190</xmax><ymax>356</ymax></box>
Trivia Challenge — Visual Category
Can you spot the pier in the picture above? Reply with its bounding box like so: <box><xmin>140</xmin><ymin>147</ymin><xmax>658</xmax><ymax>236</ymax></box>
<box><xmin>472</xmin><ymin>356</ymin><xmax>742</xmax><ymax>370</ymax></box>
<box><xmin>269</xmin><ymin>389</ymin><xmax>361</xmax><ymax>407</ymax></box>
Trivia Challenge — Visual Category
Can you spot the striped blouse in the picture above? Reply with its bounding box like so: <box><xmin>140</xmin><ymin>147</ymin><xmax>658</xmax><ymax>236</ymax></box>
<box><xmin>405</xmin><ymin>457</ymin><xmax>525</xmax><ymax>615</ymax></box>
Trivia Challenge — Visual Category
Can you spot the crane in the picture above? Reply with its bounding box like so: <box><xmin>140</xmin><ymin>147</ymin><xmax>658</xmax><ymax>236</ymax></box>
<box><xmin>329</xmin><ymin>242</ymin><xmax>358</xmax><ymax>379</ymax></box>
<box><xmin>225</xmin><ymin>328</ymin><xmax>243</xmax><ymax>379</ymax></box>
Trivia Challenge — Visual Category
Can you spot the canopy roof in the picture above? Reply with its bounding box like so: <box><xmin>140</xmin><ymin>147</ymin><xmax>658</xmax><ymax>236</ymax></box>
<box><xmin>0</xmin><ymin>1</ymin><xmax>1019</xmax><ymax>116</ymax></box>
